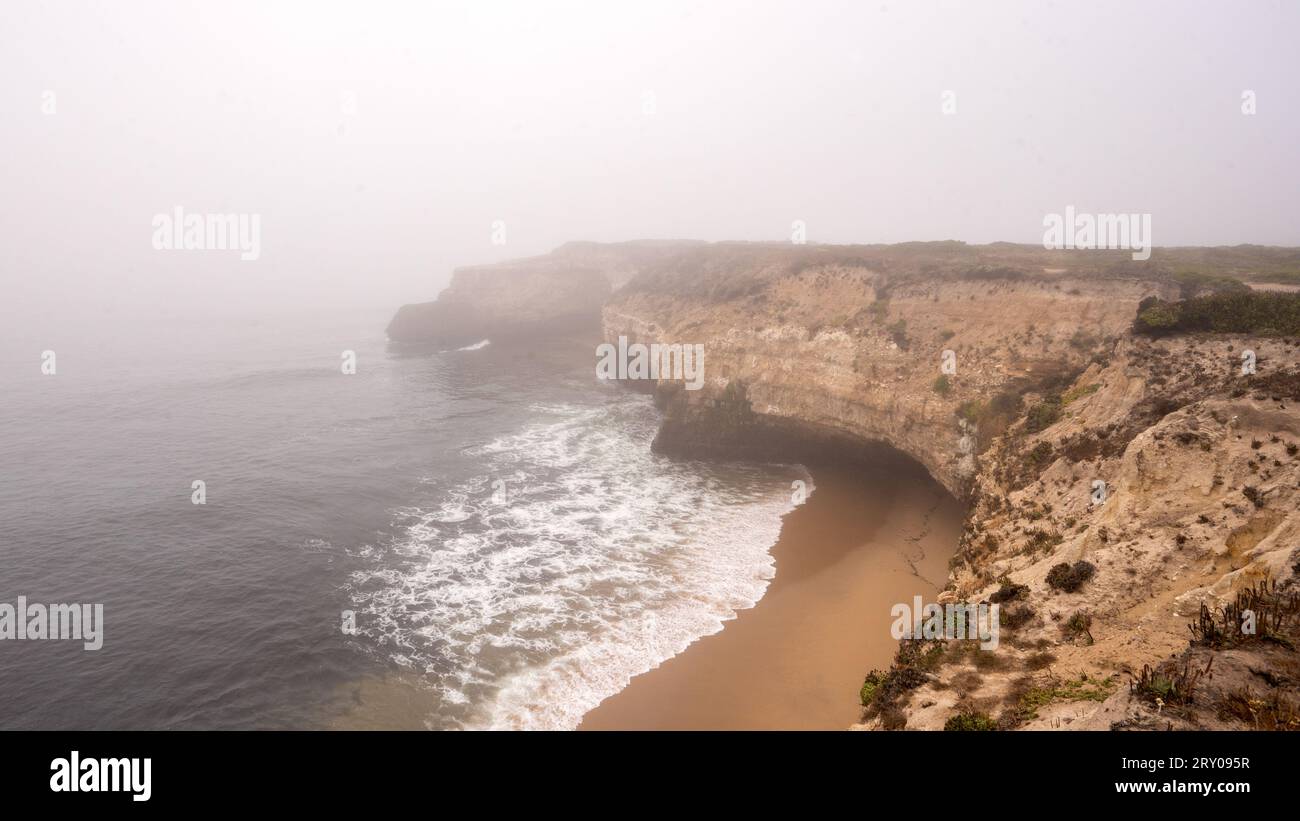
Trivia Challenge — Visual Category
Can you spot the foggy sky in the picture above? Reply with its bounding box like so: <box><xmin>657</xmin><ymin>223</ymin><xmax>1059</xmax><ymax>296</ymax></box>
<box><xmin>2</xmin><ymin>0</ymin><xmax>1298</xmax><ymax>328</ymax></box>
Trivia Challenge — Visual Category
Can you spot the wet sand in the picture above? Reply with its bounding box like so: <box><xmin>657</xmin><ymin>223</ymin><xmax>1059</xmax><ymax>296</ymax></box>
<box><xmin>580</xmin><ymin>456</ymin><xmax>963</xmax><ymax>730</ymax></box>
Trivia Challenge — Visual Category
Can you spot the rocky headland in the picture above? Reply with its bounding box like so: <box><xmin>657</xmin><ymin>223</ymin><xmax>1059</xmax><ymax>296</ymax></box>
<box><xmin>390</xmin><ymin>240</ymin><xmax>1300</xmax><ymax>730</ymax></box>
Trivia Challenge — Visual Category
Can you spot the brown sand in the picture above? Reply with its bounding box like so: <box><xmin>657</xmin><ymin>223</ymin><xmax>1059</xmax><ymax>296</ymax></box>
<box><xmin>579</xmin><ymin>457</ymin><xmax>963</xmax><ymax>730</ymax></box>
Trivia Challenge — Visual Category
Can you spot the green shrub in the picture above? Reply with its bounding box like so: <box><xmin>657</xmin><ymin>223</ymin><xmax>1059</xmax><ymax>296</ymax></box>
<box><xmin>1026</xmin><ymin>440</ymin><xmax>1054</xmax><ymax>467</ymax></box>
<box><xmin>1171</xmin><ymin>270</ymin><xmax>1250</xmax><ymax>298</ymax></box>
<box><xmin>961</xmin><ymin>266</ymin><xmax>1027</xmax><ymax>281</ymax></box>
<box><xmin>1062</xmin><ymin>382</ymin><xmax>1100</xmax><ymax>404</ymax></box>
<box><xmin>858</xmin><ymin>639</ymin><xmax>946</xmax><ymax>720</ymax></box>
<box><xmin>933</xmin><ymin>374</ymin><xmax>952</xmax><ymax>396</ymax></box>
<box><xmin>944</xmin><ymin>711</ymin><xmax>997</xmax><ymax>731</ymax></box>
<box><xmin>955</xmin><ymin>391</ymin><xmax>1023</xmax><ymax>436</ymax></box>
<box><xmin>1131</xmin><ymin>658</ymin><xmax>1212</xmax><ymax>706</ymax></box>
<box><xmin>1018</xmin><ymin>674</ymin><xmax>1115</xmax><ymax>720</ymax></box>
<box><xmin>1134</xmin><ymin>292</ymin><xmax>1300</xmax><ymax>337</ymax></box>
<box><xmin>1134</xmin><ymin>301</ymin><xmax>1181</xmax><ymax>333</ymax></box>
<box><xmin>860</xmin><ymin>671</ymin><xmax>884</xmax><ymax>707</ymax></box>
<box><xmin>1025</xmin><ymin>399</ymin><xmax>1062</xmax><ymax>433</ymax></box>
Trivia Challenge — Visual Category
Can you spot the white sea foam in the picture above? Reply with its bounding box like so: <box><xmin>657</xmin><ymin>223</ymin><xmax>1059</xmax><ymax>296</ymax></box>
<box><xmin>345</xmin><ymin>393</ymin><xmax>810</xmax><ymax>730</ymax></box>
<box><xmin>457</xmin><ymin>339</ymin><xmax>491</xmax><ymax>351</ymax></box>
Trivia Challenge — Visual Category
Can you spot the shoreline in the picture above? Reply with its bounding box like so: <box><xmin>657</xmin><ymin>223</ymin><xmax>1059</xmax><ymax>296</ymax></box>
<box><xmin>579</xmin><ymin>454</ymin><xmax>963</xmax><ymax>730</ymax></box>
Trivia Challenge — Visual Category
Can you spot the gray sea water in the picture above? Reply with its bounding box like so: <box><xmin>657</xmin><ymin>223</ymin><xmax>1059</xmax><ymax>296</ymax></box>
<box><xmin>0</xmin><ymin>308</ymin><xmax>804</xmax><ymax>729</ymax></box>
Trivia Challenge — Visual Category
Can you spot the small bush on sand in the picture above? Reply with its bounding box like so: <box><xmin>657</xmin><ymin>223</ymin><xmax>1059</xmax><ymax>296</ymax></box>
<box><xmin>1046</xmin><ymin>560</ymin><xmax>1096</xmax><ymax>593</ymax></box>
<box><xmin>990</xmin><ymin>581</ymin><xmax>1027</xmax><ymax>604</ymax></box>
<box><xmin>1217</xmin><ymin>687</ymin><xmax>1300</xmax><ymax>731</ymax></box>
<box><xmin>1062</xmin><ymin>610</ymin><xmax>1094</xmax><ymax>644</ymax></box>
<box><xmin>1130</xmin><ymin>657</ymin><xmax>1213</xmax><ymax>707</ymax></box>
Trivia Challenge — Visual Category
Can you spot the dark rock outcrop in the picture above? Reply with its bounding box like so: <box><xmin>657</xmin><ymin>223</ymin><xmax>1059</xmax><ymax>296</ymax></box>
<box><xmin>386</xmin><ymin>256</ymin><xmax>610</xmax><ymax>346</ymax></box>
<box><xmin>386</xmin><ymin>240</ymin><xmax>704</xmax><ymax>346</ymax></box>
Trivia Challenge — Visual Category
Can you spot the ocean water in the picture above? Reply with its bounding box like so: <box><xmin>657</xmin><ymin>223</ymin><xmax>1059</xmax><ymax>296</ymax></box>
<box><xmin>0</xmin><ymin>308</ymin><xmax>805</xmax><ymax>729</ymax></box>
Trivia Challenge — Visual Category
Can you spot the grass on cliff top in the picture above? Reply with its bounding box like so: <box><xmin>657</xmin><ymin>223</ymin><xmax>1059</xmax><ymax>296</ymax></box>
<box><xmin>1134</xmin><ymin>291</ymin><xmax>1300</xmax><ymax>337</ymax></box>
<box><xmin>1015</xmin><ymin>674</ymin><xmax>1117</xmax><ymax>723</ymax></box>
<box><xmin>614</xmin><ymin>242</ymin><xmax>1300</xmax><ymax>304</ymax></box>
<box><xmin>1156</xmin><ymin>244</ymin><xmax>1300</xmax><ymax>284</ymax></box>
<box><xmin>1169</xmin><ymin>269</ymin><xmax>1250</xmax><ymax>298</ymax></box>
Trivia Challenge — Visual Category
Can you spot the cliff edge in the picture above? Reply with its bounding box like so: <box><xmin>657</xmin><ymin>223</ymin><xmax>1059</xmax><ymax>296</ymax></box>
<box><xmin>386</xmin><ymin>240</ymin><xmax>703</xmax><ymax>346</ymax></box>
<box><xmin>390</xmin><ymin>239</ymin><xmax>1300</xmax><ymax>730</ymax></box>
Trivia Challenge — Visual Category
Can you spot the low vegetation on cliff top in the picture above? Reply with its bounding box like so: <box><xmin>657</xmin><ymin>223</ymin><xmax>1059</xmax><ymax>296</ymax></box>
<box><xmin>1134</xmin><ymin>291</ymin><xmax>1300</xmax><ymax>337</ymax></box>
<box><xmin>616</xmin><ymin>241</ymin><xmax>1300</xmax><ymax>305</ymax></box>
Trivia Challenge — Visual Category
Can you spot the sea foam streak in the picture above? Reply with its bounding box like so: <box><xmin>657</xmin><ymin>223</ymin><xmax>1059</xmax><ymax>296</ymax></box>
<box><xmin>345</xmin><ymin>393</ymin><xmax>810</xmax><ymax>729</ymax></box>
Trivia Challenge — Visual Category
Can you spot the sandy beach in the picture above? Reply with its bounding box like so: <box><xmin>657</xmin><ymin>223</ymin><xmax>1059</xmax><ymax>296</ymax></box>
<box><xmin>580</xmin><ymin>455</ymin><xmax>963</xmax><ymax>730</ymax></box>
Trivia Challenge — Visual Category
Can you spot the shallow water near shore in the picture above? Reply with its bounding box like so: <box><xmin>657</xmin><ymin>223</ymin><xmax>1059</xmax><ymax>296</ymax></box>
<box><xmin>2</xmin><ymin>307</ymin><xmax>959</xmax><ymax>730</ymax></box>
<box><xmin>1</xmin><ymin>309</ymin><xmax>816</xmax><ymax>729</ymax></box>
<box><xmin>580</xmin><ymin>458</ymin><xmax>962</xmax><ymax>730</ymax></box>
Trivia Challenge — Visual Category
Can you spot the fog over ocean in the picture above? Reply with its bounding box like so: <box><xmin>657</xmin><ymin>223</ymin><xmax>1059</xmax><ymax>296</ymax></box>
<box><xmin>0</xmin><ymin>311</ymin><xmax>807</xmax><ymax>729</ymax></box>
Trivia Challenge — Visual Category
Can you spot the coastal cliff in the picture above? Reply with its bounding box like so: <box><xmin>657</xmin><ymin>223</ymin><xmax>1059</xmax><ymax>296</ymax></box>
<box><xmin>602</xmin><ymin>243</ymin><xmax>1175</xmax><ymax>500</ymax></box>
<box><xmin>390</xmin><ymin>240</ymin><xmax>1300</xmax><ymax>730</ymax></box>
<box><xmin>386</xmin><ymin>240</ymin><xmax>702</xmax><ymax>346</ymax></box>
<box><xmin>856</xmin><ymin>331</ymin><xmax>1300</xmax><ymax>730</ymax></box>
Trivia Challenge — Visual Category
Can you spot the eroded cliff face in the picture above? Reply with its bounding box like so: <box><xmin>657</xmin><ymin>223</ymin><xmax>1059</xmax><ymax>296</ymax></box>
<box><xmin>391</xmin><ymin>240</ymin><xmax>1300</xmax><ymax>729</ymax></box>
<box><xmin>594</xmin><ymin>242</ymin><xmax>1299</xmax><ymax>731</ymax></box>
<box><xmin>864</xmin><ymin>336</ymin><xmax>1300</xmax><ymax>731</ymax></box>
<box><xmin>603</xmin><ymin>255</ymin><xmax>1175</xmax><ymax>500</ymax></box>
<box><xmin>386</xmin><ymin>240</ymin><xmax>703</xmax><ymax>346</ymax></box>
